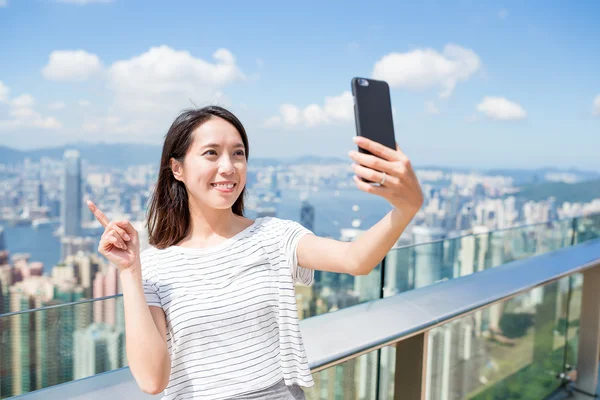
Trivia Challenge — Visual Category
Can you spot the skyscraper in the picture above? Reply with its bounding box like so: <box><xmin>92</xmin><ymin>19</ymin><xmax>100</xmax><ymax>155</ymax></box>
<box><xmin>73</xmin><ymin>323</ymin><xmax>125</xmax><ymax>380</ymax></box>
<box><xmin>300</xmin><ymin>200</ymin><xmax>315</xmax><ymax>232</ymax></box>
<box><xmin>61</xmin><ymin>150</ymin><xmax>82</xmax><ymax>237</ymax></box>
<box><xmin>0</xmin><ymin>226</ymin><xmax>6</xmax><ymax>252</ymax></box>
<box><xmin>412</xmin><ymin>226</ymin><xmax>447</xmax><ymax>288</ymax></box>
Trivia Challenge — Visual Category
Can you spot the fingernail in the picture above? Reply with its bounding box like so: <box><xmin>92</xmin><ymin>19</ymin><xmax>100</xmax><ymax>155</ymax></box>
<box><xmin>353</xmin><ymin>137</ymin><xmax>358</xmax><ymax>142</ymax></box>
<box><xmin>125</xmin><ymin>234</ymin><xmax>131</xmax><ymax>241</ymax></box>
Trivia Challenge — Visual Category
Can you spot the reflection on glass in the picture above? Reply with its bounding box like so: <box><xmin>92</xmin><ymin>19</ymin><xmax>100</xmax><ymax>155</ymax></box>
<box><xmin>384</xmin><ymin>218</ymin><xmax>576</xmax><ymax>297</ymax></box>
<box><xmin>574</xmin><ymin>214</ymin><xmax>600</xmax><ymax>244</ymax></box>
<box><xmin>563</xmin><ymin>273</ymin><xmax>583</xmax><ymax>374</ymax></box>
<box><xmin>305</xmin><ymin>350</ymin><xmax>378</xmax><ymax>400</ymax></box>
<box><xmin>424</xmin><ymin>278</ymin><xmax>570</xmax><ymax>400</ymax></box>
<box><xmin>296</xmin><ymin>264</ymin><xmax>382</xmax><ymax>320</ymax></box>
<box><xmin>0</xmin><ymin>296</ymin><xmax>126</xmax><ymax>398</ymax></box>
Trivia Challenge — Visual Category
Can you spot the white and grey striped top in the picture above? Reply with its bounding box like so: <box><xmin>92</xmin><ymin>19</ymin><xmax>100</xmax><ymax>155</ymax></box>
<box><xmin>140</xmin><ymin>217</ymin><xmax>315</xmax><ymax>400</ymax></box>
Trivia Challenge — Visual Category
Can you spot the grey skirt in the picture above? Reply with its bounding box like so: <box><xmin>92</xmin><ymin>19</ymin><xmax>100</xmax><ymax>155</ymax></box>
<box><xmin>230</xmin><ymin>379</ymin><xmax>306</xmax><ymax>400</ymax></box>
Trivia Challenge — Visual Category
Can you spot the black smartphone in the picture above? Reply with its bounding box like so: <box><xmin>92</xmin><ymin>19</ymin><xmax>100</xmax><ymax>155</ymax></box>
<box><xmin>351</xmin><ymin>77</ymin><xmax>396</xmax><ymax>182</ymax></box>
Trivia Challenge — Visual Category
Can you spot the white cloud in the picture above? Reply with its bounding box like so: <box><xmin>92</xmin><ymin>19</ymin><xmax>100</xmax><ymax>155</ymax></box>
<box><xmin>79</xmin><ymin>99</ymin><xmax>91</xmax><ymax>107</ymax></box>
<box><xmin>11</xmin><ymin>94</ymin><xmax>36</xmax><ymax>108</ymax></box>
<box><xmin>425</xmin><ymin>101</ymin><xmax>440</xmax><ymax>115</ymax></box>
<box><xmin>476</xmin><ymin>96</ymin><xmax>527</xmax><ymax>120</ymax></box>
<box><xmin>108</xmin><ymin>45</ymin><xmax>244</xmax><ymax>115</ymax></box>
<box><xmin>35</xmin><ymin>46</ymin><xmax>245</xmax><ymax>139</ymax></box>
<box><xmin>56</xmin><ymin>0</ymin><xmax>114</xmax><ymax>4</ymax></box>
<box><xmin>264</xmin><ymin>91</ymin><xmax>354</xmax><ymax>128</ymax></box>
<box><xmin>48</xmin><ymin>101</ymin><xmax>66</xmax><ymax>110</ymax></box>
<box><xmin>0</xmin><ymin>93</ymin><xmax>62</xmax><ymax>130</ymax></box>
<box><xmin>372</xmin><ymin>44</ymin><xmax>482</xmax><ymax>98</ymax></box>
<box><xmin>0</xmin><ymin>0</ymin><xmax>7</xmax><ymax>8</ymax></box>
<box><xmin>498</xmin><ymin>9</ymin><xmax>509</xmax><ymax>20</ymax></box>
<box><xmin>0</xmin><ymin>81</ymin><xmax>9</xmax><ymax>102</ymax></box>
<box><xmin>42</xmin><ymin>50</ymin><xmax>103</xmax><ymax>81</ymax></box>
<box><xmin>593</xmin><ymin>94</ymin><xmax>600</xmax><ymax>117</ymax></box>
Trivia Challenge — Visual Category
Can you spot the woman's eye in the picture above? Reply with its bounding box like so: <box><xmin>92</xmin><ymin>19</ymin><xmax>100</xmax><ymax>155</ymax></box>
<box><xmin>234</xmin><ymin>150</ymin><xmax>245</xmax><ymax>156</ymax></box>
<box><xmin>203</xmin><ymin>150</ymin><xmax>217</xmax><ymax>156</ymax></box>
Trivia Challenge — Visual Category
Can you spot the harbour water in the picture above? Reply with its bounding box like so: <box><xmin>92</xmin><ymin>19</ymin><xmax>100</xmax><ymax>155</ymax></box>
<box><xmin>2</xmin><ymin>187</ymin><xmax>391</xmax><ymax>273</ymax></box>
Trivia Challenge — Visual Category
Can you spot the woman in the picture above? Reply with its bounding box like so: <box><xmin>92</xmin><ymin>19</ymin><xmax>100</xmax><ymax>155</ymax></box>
<box><xmin>87</xmin><ymin>105</ymin><xmax>423</xmax><ymax>399</ymax></box>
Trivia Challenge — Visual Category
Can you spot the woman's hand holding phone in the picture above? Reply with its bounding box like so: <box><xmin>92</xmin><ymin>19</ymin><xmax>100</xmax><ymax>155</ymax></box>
<box><xmin>87</xmin><ymin>200</ymin><xmax>140</xmax><ymax>272</ymax></box>
<box><xmin>348</xmin><ymin>136</ymin><xmax>424</xmax><ymax>215</ymax></box>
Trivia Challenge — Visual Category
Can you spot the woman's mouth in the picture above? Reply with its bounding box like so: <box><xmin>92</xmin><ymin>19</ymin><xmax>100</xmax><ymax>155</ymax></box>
<box><xmin>211</xmin><ymin>182</ymin><xmax>236</xmax><ymax>192</ymax></box>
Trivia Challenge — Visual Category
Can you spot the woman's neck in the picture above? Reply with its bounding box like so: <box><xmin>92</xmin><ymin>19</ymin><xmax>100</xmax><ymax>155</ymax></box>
<box><xmin>180</xmin><ymin>198</ymin><xmax>248</xmax><ymax>247</ymax></box>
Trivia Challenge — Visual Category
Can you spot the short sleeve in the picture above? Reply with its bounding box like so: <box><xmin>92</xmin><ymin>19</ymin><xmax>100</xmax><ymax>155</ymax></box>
<box><xmin>140</xmin><ymin>249</ymin><xmax>162</xmax><ymax>308</ymax></box>
<box><xmin>279</xmin><ymin>219</ymin><xmax>315</xmax><ymax>286</ymax></box>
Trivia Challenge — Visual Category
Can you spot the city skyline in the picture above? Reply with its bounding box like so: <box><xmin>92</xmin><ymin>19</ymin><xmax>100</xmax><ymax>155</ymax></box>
<box><xmin>0</xmin><ymin>1</ymin><xmax>599</xmax><ymax>170</ymax></box>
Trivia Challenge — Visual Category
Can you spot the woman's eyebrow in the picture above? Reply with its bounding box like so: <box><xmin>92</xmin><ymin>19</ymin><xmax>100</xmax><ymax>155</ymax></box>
<box><xmin>201</xmin><ymin>143</ymin><xmax>245</xmax><ymax>149</ymax></box>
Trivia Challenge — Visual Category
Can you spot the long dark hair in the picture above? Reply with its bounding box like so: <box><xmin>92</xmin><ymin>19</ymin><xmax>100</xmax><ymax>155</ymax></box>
<box><xmin>147</xmin><ymin>106</ymin><xmax>250</xmax><ymax>249</ymax></box>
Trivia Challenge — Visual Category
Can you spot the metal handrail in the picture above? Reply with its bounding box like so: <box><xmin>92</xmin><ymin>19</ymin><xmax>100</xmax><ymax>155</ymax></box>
<box><xmin>303</xmin><ymin>238</ymin><xmax>600</xmax><ymax>372</ymax></box>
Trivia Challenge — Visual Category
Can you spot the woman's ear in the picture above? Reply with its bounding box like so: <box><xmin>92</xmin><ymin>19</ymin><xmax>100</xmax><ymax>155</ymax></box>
<box><xmin>170</xmin><ymin>158</ymin><xmax>184</xmax><ymax>182</ymax></box>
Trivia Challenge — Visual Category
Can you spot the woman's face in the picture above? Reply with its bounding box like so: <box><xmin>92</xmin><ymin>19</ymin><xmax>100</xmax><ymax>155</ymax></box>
<box><xmin>172</xmin><ymin>116</ymin><xmax>247</xmax><ymax>211</ymax></box>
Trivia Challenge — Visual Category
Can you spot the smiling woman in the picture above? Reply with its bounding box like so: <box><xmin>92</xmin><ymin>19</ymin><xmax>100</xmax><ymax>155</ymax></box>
<box><xmin>87</xmin><ymin>104</ymin><xmax>423</xmax><ymax>400</ymax></box>
<box><xmin>147</xmin><ymin>106</ymin><xmax>251</xmax><ymax>250</ymax></box>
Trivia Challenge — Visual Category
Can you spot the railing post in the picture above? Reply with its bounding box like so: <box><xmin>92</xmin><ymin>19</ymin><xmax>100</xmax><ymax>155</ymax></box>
<box><xmin>574</xmin><ymin>265</ymin><xmax>600</xmax><ymax>396</ymax></box>
<box><xmin>394</xmin><ymin>331</ymin><xmax>429</xmax><ymax>400</ymax></box>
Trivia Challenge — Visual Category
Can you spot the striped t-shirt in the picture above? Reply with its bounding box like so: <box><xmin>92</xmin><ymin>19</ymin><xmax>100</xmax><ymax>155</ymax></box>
<box><xmin>139</xmin><ymin>216</ymin><xmax>315</xmax><ymax>400</ymax></box>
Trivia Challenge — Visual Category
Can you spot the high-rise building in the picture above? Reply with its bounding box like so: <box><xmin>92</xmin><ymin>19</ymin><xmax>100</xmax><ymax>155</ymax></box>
<box><xmin>63</xmin><ymin>252</ymin><xmax>102</xmax><ymax>298</ymax></box>
<box><xmin>8</xmin><ymin>277</ymin><xmax>55</xmax><ymax>396</ymax></box>
<box><xmin>0</xmin><ymin>226</ymin><xmax>6</xmax><ymax>252</ymax></box>
<box><xmin>300</xmin><ymin>200</ymin><xmax>315</xmax><ymax>232</ymax></box>
<box><xmin>60</xmin><ymin>237</ymin><xmax>96</xmax><ymax>262</ymax></box>
<box><xmin>412</xmin><ymin>226</ymin><xmax>447</xmax><ymax>288</ymax></box>
<box><xmin>37</xmin><ymin>181</ymin><xmax>45</xmax><ymax>208</ymax></box>
<box><xmin>93</xmin><ymin>264</ymin><xmax>119</xmax><ymax>326</ymax></box>
<box><xmin>73</xmin><ymin>323</ymin><xmax>125</xmax><ymax>380</ymax></box>
<box><xmin>61</xmin><ymin>150</ymin><xmax>82</xmax><ymax>237</ymax></box>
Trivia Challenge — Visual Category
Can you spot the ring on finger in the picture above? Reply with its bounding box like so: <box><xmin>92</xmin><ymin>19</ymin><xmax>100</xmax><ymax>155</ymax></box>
<box><xmin>379</xmin><ymin>171</ymin><xmax>387</xmax><ymax>186</ymax></box>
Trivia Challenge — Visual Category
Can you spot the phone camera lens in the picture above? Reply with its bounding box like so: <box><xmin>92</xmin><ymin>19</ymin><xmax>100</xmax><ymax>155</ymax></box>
<box><xmin>358</xmin><ymin>78</ymin><xmax>369</xmax><ymax>87</ymax></box>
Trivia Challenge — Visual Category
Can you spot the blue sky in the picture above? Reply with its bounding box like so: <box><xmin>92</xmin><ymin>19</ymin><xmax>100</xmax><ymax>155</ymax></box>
<box><xmin>0</xmin><ymin>0</ymin><xmax>599</xmax><ymax>170</ymax></box>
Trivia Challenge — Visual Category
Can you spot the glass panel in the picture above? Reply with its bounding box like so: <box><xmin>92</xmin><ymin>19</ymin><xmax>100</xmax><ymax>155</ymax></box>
<box><xmin>384</xmin><ymin>218</ymin><xmax>575</xmax><ymax>297</ymax></box>
<box><xmin>574</xmin><ymin>214</ymin><xmax>600</xmax><ymax>244</ymax></box>
<box><xmin>563</xmin><ymin>273</ymin><xmax>583</xmax><ymax>374</ymax></box>
<box><xmin>298</xmin><ymin>264</ymin><xmax>382</xmax><ymax>320</ymax></box>
<box><xmin>0</xmin><ymin>296</ymin><xmax>125</xmax><ymax>398</ymax></box>
<box><xmin>426</xmin><ymin>278</ymin><xmax>570</xmax><ymax>400</ymax></box>
<box><xmin>378</xmin><ymin>279</ymin><xmax>572</xmax><ymax>400</ymax></box>
<box><xmin>305</xmin><ymin>350</ymin><xmax>379</xmax><ymax>400</ymax></box>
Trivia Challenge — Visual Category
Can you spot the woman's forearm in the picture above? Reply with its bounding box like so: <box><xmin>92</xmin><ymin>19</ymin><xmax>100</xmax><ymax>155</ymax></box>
<box><xmin>120</xmin><ymin>263</ymin><xmax>171</xmax><ymax>394</ymax></box>
<box><xmin>346</xmin><ymin>207</ymin><xmax>415</xmax><ymax>275</ymax></box>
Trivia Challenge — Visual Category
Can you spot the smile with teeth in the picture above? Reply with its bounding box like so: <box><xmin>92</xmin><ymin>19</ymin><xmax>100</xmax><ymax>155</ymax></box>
<box><xmin>211</xmin><ymin>183</ymin><xmax>236</xmax><ymax>189</ymax></box>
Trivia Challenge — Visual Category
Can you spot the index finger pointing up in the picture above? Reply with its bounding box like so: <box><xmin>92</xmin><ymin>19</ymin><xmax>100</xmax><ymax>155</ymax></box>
<box><xmin>87</xmin><ymin>200</ymin><xmax>110</xmax><ymax>228</ymax></box>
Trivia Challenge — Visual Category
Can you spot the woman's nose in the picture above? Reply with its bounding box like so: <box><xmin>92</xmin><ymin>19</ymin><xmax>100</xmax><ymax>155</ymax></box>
<box><xmin>218</xmin><ymin>157</ymin><xmax>235</xmax><ymax>174</ymax></box>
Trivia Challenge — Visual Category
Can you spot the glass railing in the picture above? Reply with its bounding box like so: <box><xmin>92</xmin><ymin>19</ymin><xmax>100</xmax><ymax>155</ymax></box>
<box><xmin>0</xmin><ymin>296</ymin><xmax>127</xmax><ymax>398</ymax></box>
<box><xmin>305</xmin><ymin>274</ymin><xmax>584</xmax><ymax>400</ymax></box>
<box><xmin>298</xmin><ymin>214</ymin><xmax>600</xmax><ymax>319</ymax></box>
<box><xmin>383</xmin><ymin>218</ymin><xmax>575</xmax><ymax>297</ymax></box>
<box><xmin>1</xmin><ymin>214</ymin><xmax>599</xmax><ymax>398</ymax></box>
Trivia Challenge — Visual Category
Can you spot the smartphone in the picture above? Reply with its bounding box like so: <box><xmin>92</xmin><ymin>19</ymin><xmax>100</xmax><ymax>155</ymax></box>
<box><xmin>351</xmin><ymin>77</ymin><xmax>396</xmax><ymax>182</ymax></box>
